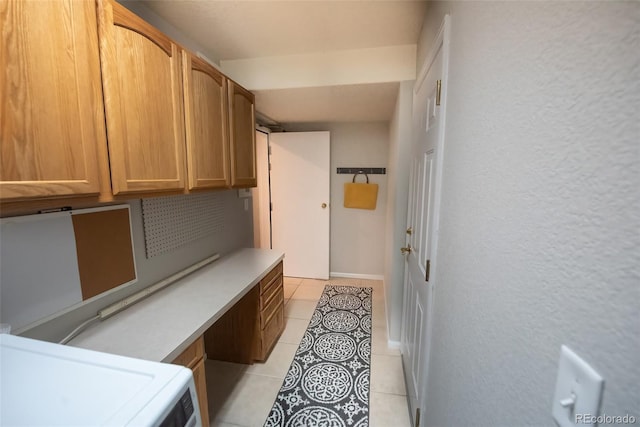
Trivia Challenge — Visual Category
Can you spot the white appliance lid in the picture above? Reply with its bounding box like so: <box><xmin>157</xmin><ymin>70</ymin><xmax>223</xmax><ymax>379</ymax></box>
<box><xmin>0</xmin><ymin>334</ymin><xmax>191</xmax><ymax>426</ymax></box>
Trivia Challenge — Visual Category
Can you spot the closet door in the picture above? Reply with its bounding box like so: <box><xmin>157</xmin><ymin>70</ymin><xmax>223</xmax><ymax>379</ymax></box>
<box><xmin>182</xmin><ymin>53</ymin><xmax>230</xmax><ymax>190</ymax></box>
<box><xmin>97</xmin><ymin>0</ymin><xmax>186</xmax><ymax>195</ymax></box>
<box><xmin>0</xmin><ymin>0</ymin><xmax>105</xmax><ymax>200</ymax></box>
<box><xmin>228</xmin><ymin>81</ymin><xmax>257</xmax><ymax>188</ymax></box>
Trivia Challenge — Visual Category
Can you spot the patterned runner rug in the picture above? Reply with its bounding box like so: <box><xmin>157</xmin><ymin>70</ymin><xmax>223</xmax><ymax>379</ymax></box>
<box><xmin>264</xmin><ymin>285</ymin><xmax>373</xmax><ymax>427</ymax></box>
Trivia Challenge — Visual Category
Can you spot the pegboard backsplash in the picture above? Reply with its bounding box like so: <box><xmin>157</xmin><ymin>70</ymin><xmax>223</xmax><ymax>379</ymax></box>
<box><xmin>141</xmin><ymin>192</ymin><xmax>225</xmax><ymax>258</ymax></box>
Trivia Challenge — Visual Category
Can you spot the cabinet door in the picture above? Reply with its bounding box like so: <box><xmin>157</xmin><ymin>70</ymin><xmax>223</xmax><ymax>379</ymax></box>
<box><xmin>182</xmin><ymin>53</ymin><xmax>230</xmax><ymax>190</ymax></box>
<box><xmin>192</xmin><ymin>358</ymin><xmax>210</xmax><ymax>427</ymax></box>
<box><xmin>0</xmin><ymin>0</ymin><xmax>105</xmax><ymax>201</ymax></box>
<box><xmin>228</xmin><ymin>81</ymin><xmax>257</xmax><ymax>188</ymax></box>
<box><xmin>97</xmin><ymin>0</ymin><xmax>186</xmax><ymax>195</ymax></box>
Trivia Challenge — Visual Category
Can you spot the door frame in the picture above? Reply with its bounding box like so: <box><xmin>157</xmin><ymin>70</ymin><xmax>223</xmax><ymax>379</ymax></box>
<box><xmin>252</xmin><ymin>126</ymin><xmax>273</xmax><ymax>249</ymax></box>
<box><xmin>410</xmin><ymin>14</ymin><xmax>451</xmax><ymax>421</ymax></box>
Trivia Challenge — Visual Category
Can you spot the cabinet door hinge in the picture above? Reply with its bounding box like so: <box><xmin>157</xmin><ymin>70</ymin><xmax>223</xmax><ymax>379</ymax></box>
<box><xmin>425</xmin><ymin>259</ymin><xmax>431</xmax><ymax>282</ymax></box>
<box><xmin>415</xmin><ymin>408</ymin><xmax>421</xmax><ymax>427</ymax></box>
<box><xmin>435</xmin><ymin>80</ymin><xmax>442</xmax><ymax>106</ymax></box>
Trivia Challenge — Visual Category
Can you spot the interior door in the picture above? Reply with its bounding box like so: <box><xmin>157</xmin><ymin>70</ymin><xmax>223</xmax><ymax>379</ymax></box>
<box><xmin>401</xmin><ymin>44</ymin><xmax>444</xmax><ymax>426</ymax></box>
<box><xmin>270</xmin><ymin>131</ymin><xmax>330</xmax><ymax>279</ymax></box>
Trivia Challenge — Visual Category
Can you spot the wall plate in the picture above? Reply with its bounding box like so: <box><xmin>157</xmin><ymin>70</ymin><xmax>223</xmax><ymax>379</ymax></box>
<box><xmin>552</xmin><ymin>345</ymin><xmax>604</xmax><ymax>427</ymax></box>
<box><xmin>237</xmin><ymin>189</ymin><xmax>252</xmax><ymax>198</ymax></box>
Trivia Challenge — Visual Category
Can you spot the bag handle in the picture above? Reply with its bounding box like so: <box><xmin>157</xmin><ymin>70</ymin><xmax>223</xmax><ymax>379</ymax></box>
<box><xmin>352</xmin><ymin>171</ymin><xmax>369</xmax><ymax>184</ymax></box>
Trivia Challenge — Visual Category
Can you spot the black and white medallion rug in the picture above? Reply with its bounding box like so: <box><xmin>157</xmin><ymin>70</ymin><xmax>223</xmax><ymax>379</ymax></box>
<box><xmin>264</xmin><ymin>285</ymin><xmax>373</xmax><ymax>427</ymax></box>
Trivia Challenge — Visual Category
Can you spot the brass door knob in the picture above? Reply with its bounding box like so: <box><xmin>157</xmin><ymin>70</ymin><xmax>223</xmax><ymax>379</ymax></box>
<box><xmin>400</xmin><ymin>245</ymin><xmax>412</xmax><ymax>254</ymax></box>
<box><xmin>321</xmin><ymin>203</ymin><xmax>327</xmax><ymax>209</ymax></box>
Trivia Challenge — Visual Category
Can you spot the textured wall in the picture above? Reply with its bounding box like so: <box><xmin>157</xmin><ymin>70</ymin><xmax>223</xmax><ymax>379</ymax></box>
<box><xmin>286</xmin><ymin>122</ymin><xmax>390</xmax><ymax>277</ymax></box>
<box><xmin>384</xmin><ymin>81</ymin><xmax>414</xmax><ymax>341</ymax></box>
<box><xmin>417</xmin><ymin>2</ymin><xmax>639</xmax><ymax>426</ymax></box>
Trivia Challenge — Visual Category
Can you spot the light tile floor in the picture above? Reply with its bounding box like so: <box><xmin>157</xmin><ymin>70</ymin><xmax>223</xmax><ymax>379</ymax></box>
<box><xmin>205</xmin><ymin>277</ymin><xmax>411</xmax><ymax>427</ymax></box>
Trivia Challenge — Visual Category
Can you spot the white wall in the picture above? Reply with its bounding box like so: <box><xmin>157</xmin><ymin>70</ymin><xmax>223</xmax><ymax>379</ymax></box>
<box><xmin>384</xmin><ymin>81</ymin><xmax>414</xmax><ymax>341</ymax></box>
<box><xmin>285</xmin><ymin>123</ymin><xmax>390</xmax><ymax>278</ymax></box>
<box><xmin>417</xmin><ymin>2</ymin><xmax>639</xmax><ymax>425</ymax></box>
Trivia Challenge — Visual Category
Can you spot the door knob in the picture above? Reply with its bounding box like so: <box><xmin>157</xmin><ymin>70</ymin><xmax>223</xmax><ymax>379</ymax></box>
<box><xmin>406</xmin><ymin>227</ymin><xmax>413</xmax><ymax>235</ymax></box>
<box><xmin>400</xmin><ymin>245</ymin><xmax>412</xmax><ymax>254</ymax></box>
<box><xmin>321</xmin><ymin>203</ymin><xmax>327</xmax><ymax>209</ymax></box>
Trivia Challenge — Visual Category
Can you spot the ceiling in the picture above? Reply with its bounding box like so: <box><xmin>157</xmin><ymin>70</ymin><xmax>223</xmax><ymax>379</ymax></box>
<box><xmin>255</xmin><ymin>82</ymin><xmax>400</xmax><ymax>124</ymax></box>
<box><xmin>140</xmin><ymin>0</ymin><xmax>428</xmax><ymax>125</ymax></box>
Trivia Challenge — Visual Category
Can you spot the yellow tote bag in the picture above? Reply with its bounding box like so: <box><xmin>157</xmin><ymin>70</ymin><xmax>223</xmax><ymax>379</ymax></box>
<box><xmin>344</xmin><ymin>172</ymin><xmax>378</xmax><ymax>210</ymax></box>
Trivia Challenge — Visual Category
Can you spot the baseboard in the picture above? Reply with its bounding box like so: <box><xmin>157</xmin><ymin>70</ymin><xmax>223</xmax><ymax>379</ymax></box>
<box><xmin>387</xmin><ymin>339</ymin><xmax>401</xmax><ymax>350</ymax></box>
<box><xmin>330</xmin><ymin>272</ymin><xmax>384</xmax><ymax>281</ymax></box>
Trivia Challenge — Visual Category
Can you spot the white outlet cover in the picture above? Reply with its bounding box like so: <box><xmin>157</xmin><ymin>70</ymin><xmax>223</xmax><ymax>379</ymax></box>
<box><xmin>552</xmin><ymin>345</ymin><xmax>604</xmax><ymax>427</ymax></box>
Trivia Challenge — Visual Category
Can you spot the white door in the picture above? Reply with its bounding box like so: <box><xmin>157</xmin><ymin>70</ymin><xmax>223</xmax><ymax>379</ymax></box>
<box><xmin>401</xmin><ymin>28</ymin><xmax>447</xmax><ymax>426</ymax></box>
<box><xmin>270</xmin><ymin>131</ymin><xmax>330</xmax><ymax>279</ymax></box>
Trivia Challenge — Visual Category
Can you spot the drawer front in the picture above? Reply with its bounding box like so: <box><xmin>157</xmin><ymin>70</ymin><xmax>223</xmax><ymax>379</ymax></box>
<box><xmin>260</xmin><ymin>303</ymin><xmax>284</xmax><ymax>360</ymax></box>
<box><xmin>261</xmin><ymin>287</ymin><xmax>284</xmax><ymax>329</ymax></box>
<box><xmin>260</xmin><ymin>275</ymin><xmax>283</xmax><ymax>310</ymax></box>
<box><xmin>172</xmin><ymin>336</ymin><xmax>204</xmax><ymax>368</ymax></box>
<box><xmin>260</xmin><ymin>262</ymin><xmax>283</xmax><ymax>294</ymax></box>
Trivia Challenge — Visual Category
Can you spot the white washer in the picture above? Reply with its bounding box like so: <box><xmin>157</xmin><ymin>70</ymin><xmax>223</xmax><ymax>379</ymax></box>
<box><xmin>0</xmin><ymin>334</ymin><xmax>201</xmax><ymax>427</ymax></box>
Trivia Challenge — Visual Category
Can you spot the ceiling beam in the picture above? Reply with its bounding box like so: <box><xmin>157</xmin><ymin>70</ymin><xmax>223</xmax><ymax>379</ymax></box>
<box><xmin>221</xmin><ymin>45</ymin><xmax>416</xmax><ymax>91</ymax></box>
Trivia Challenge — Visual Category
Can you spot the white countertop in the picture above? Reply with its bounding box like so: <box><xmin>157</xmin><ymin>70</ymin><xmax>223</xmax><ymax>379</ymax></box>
<box><xmin>69</xmin><ymin>248</ymin><xmax>284</xmax><ymax>363</ymax></box>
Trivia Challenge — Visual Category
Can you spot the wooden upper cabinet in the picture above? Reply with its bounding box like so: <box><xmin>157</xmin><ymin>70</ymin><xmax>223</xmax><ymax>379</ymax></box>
<box><xmin>0</xmin><ymin>0</ymin><xmax>105</xmax><ymax>201</ymax></box>
<box><xmin>96</xmin><ymin>0</ymin><xmax>186</xmax><ymax>195</ymax></box>
<box><xmin>228</xmin><ymin>81</ymin><xmax>257</xmax><ymax>188</ymax></box>
<box><xmin>182</xmin><ymin>53</ymin><xmax>230</xmax><ymax>190</ymax></box>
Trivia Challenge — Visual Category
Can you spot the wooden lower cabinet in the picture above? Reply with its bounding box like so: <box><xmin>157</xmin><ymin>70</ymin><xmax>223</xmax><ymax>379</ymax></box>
<box><xmin>191</xmin><ymin>358</ymin><xmax>209</xmax><ymax>427</ymax></box>
<box><xmin>171</xmin><ymin>336</ymin><xmax>209</xmax><ymax>427</ymax></box>
<box><xmin>204</xmin><ymin>262</ymin><xmax>285</xmax><ymax>364</ymax></box>
<box><xmin>256</xmin><ymin>262</ymin><xmax>284</xmax><ymax>361</ymax></box>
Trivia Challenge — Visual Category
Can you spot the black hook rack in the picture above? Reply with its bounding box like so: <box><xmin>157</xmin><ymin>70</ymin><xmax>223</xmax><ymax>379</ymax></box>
<box><xmin>337</xmin><ymin>167</ymin><xmax>386</xmax><ymax>175</ymax></box>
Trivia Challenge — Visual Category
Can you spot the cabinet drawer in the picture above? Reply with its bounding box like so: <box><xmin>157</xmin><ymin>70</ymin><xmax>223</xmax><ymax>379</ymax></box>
<box><xmin>260</xmin><ymin>262</ymin><xmax>283</xmax><ymax>294</ymax></box>
<box><xmin>172</xmin><ymin>336</ymin><xmax>204</xmax><ymax>369</ymax></box>
<box><xmin>260</xmin><ymin>275</ymin><xmax>283</xmax><ymax>310</ymax></box>
<box><xmin>261</xmin><ymin>288</ymin><xmax>284</xmax><ymax>329</ymax></box>
<box><xmin>260</xmin><ymin>303</ymin><xmax>284</xmax><ymax>360</ymax></box>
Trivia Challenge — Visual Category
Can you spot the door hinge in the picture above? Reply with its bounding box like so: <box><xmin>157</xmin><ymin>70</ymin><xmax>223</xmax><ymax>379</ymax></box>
<box><xmin>268</xmin><ymin>145</ymin><xmax>272</xmax><ymax>155</ymax></box>
<box><xmin>269</xmin><ymin>163</ymin><xmax>272</xmax><ymax>171</ymax></box>
<box><xmin>415</xmin><ymin>408</ymin><xmax>421</xmax><ymax>427</ymax></box>
<box><xmin>425</xmin><ymin>259</ymin><xmax>431</xmax><ymax>282</ymax></box>
<box><xmin>270</xmin><ymin>202</ymin><xmax>273</xmax><ymax>211</ymax></box>
<box><xmin>435</xmin><ymin>80</ymin><xmax>442</xmax><ymax>106</ymax></box>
